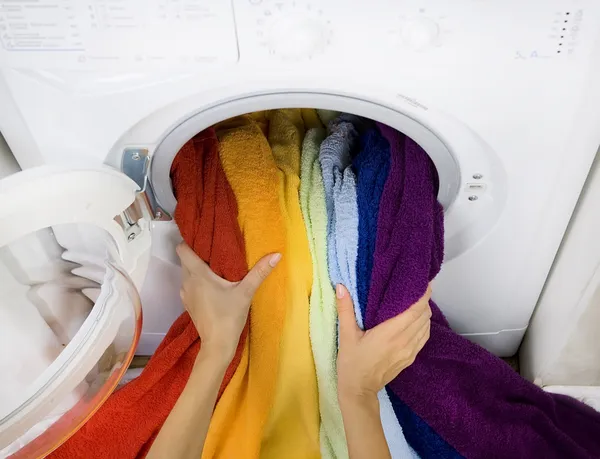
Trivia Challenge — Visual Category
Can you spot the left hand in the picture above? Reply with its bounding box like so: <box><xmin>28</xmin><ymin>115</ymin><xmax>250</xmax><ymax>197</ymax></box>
<box><xmin>336</xmin><ymin>283</ymin><xmax>432</xmax><ymax>399</ymax></box>
<box><xmin>176</xmin><ymin>242</ymin><xmax>282</xmax><ymax>361</ymax></box>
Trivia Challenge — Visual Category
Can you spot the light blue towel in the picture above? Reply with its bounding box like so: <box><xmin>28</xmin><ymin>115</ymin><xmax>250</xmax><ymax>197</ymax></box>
<box><xmin>319</xmin><ymin>115</ymin><xmax>420</xmax><ymax>459</ymax></box>
<box><xmin>319</xmin><ymin>116</ymin><xmax>362</xmax><ymax>326</ymax></box>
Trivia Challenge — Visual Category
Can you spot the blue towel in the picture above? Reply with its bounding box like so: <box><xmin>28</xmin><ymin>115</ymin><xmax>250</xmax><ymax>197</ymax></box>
<box><xmin>388</xmin><ymin>389</ymin><xmax>463</xmax><ymax>459</ymax></box>
<box><xmin>320</xmin><ymin>117</ymin><xmax>418</xmax><ymax>459</ymax></box>
<box><xmin>353</xmin><ymin>129</ymin><xmax>391</xmax><ymax>318</ymax></box>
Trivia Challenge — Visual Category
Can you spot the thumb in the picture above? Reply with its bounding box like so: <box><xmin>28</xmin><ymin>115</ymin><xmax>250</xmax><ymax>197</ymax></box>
<box><xmin>336</xmin><ymin>284</ymin><xmax>361</xmax><ymax>342</ymax></box>
<box><xmin>237</xmin><ymin>253</ymin><xmax>282</xmax><ymax>300</ymax></box>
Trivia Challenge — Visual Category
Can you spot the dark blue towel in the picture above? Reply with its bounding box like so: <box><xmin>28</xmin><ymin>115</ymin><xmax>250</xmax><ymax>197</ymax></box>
<box><xmin>354</xmin><ymin>128</ymin><xmax>462</xmax><ymax>459</ymax></box>
<box><xmin>353</xmin><ymin>129</ymin><xmax>391</xmax><ymax>318</ymax></box>
<box><xmin>388</xmin><ymin>389</ymin><xmax>462</xmax><ymax>458</ymax></box>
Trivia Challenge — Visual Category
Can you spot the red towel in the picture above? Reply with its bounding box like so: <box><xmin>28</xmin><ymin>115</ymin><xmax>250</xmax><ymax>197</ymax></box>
<box><xmin>48</xmin><ymin>128</ymin><xmax>248</xmax><ymax>458</ymax></box>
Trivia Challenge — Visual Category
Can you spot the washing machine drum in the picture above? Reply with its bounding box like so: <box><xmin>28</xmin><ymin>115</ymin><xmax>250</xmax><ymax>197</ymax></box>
<box><xmin>149</xmin><ymin>95</ymin><xmax>507</xmax><ymax>262</ymax></box>
<box><xmin>0</xmin><ymin>167</ymin><xmax>145</xmax><ymax>458</ymax></box>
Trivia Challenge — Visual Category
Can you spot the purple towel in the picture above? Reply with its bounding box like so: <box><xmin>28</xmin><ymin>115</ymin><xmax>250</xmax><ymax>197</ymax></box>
<box><xmin>354</xmin><ymin>128</ymin><xmax>462</xmax><ymax>458</ymax></box>
<box><xmin>366</xmin><ymin>122</ymin><xmax>600</xmax><ymax>459</ymax></box>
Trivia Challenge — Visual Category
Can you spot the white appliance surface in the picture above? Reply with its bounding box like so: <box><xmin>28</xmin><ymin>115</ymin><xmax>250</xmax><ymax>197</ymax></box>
<box><xmin>0</xmin><ymin>0</ymin><xmax>600</xmax><ymax>360</ymax></box>
<box><xmin>521</xmin><ymin>150</ymin><xmax>600</xmax><ymax>386</ymax></box>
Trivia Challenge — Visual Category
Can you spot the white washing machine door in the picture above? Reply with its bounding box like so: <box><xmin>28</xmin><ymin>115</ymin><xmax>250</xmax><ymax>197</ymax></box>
<box><xmin>0</xmin><ymin>166</ymin><xmax>151</xmax><ymax>458</ymax></box>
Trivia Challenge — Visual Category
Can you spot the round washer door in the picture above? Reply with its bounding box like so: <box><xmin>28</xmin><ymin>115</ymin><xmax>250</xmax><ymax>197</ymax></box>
<box><xmin>143</xmin><ymin>91</ymin><xmax>507</xmax><ymax>261</ymax></box>
<box><xmin>0</xmin><ymin>166</ymin><xmax>150</xmax><ymax>458</ymax></box>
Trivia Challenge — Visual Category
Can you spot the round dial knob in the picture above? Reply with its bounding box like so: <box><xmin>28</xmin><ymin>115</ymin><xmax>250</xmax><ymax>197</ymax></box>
<box><xmin>268</xmin><ymin>15</ymin><xmax>328</xmax><ymax>59</ymax></box>
<box><xmin>400</xmin><ymin>17</ymin><xmax>440</xmax><ymax>50</ymax></box>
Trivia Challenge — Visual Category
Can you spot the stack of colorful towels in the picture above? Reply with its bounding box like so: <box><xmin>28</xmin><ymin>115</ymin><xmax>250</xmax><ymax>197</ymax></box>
<box><xmin>51</xmin><ymin>109</ymin><xmax>600</xmax><ymax>459</ymax></box>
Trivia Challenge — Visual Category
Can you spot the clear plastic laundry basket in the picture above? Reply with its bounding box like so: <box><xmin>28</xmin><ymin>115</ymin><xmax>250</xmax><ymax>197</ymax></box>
<box><xmin>0</xmin><ymin>223</ymin><xmax>142</xmax><ymax>459</ymax></box>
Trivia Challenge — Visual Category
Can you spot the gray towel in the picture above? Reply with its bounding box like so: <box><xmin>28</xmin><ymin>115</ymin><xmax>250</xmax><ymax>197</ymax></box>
<box><xmin>319</xmin><ymin>117</ymin><xmax>361</xmax><ymax>323</ymax></box>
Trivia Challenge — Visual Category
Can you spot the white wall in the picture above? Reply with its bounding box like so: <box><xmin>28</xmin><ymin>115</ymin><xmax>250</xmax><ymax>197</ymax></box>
<box><xmin>520</xmin><ymin>149</ymin><xmax>600</xmax><ymax>385</ymax></box>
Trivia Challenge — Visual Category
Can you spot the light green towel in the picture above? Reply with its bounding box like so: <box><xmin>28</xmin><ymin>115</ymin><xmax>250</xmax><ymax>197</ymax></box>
<box><xmin>300</xmin><ymin>128</ymin><xmax>348</xmax><ymax>459</ymax></box>
<box><xmin>317</xmin><ymin>109</ymin><xmax>340</xmax><ymax>126</ymax></box>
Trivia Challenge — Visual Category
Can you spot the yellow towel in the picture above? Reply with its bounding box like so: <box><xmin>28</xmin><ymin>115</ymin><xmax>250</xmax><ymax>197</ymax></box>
<box><xmin>302</xmin><ymin>108</ymin><xmax>325</xmax><ymax>129</ymax></box>
<box><xmin>203</xmin><ymin>115</ymin><xmax>286</xmax><ymax>459</ymax></box>
<box><xmin>261</xmin><ymin>109</ymin><xmax>321</xmax><ymax>459</ymax></box>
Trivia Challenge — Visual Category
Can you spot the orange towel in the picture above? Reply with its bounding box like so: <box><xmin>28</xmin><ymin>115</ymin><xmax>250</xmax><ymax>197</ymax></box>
<box><xmin>260</xmin><ymin>109</ymin><xmax>320</xmax><ymax>459</ymax></box>
<box><xmin>202</xmin><ymin>116</ymin><xmax>287</xmax><ymax>458</ymax></box>
<box><xmin>48</xmin><ymin>128</ymin><xmax>248</xmax><ymax>459</ymax></box>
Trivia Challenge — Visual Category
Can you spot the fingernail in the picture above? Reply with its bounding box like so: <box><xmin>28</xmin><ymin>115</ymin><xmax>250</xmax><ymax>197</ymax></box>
<box><xmin>269</xmin><ymin>253</ymin><xmax>282</xmax><ymax>267</ymax></box>
<box><xmin>336</xmin><ymin>284</ymin><xmax>345</xmax><ymax>299</ymax></box>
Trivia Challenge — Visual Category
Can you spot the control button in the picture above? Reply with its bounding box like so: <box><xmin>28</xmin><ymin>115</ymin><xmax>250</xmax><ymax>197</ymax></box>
<box><xmin>466</xmin><ymin>183</ymin><xmax>487</xmax><ymax>192</ymax></box>
<box><xmin>400</xmin><ymin>17</ymin><xmax>440</xmax><ymax>50</ymax></box>
<box><xmin>268</xmin><ymin>15</ymin><xmax>328</xmax><ymax>59</ymax></box>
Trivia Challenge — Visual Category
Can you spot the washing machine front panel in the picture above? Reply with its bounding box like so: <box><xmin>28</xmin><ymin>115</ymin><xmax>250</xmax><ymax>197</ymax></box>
<box><xmin>1</xmin><ymin>0</ymin><xmax>600</xmax><ymax>356</ymax></box>
<box><xmin>1</xmin><ymin>0</ymin><xmax>598</xmax><ymax>166</ymax></box>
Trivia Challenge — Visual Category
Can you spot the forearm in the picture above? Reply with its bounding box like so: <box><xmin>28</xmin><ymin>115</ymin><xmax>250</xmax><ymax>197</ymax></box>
<box><xmin>147</xmin><ymin>347</ymin><xmax>228</xmax><ymax>459</ymax></box>
<box><xmin>339</xmin><ymin>391</ymin><xmax>391</xmax><ymax>459</ymax></box>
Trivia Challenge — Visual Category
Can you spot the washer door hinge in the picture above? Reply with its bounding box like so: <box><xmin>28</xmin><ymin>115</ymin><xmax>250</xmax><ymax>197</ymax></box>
<box><xmin>119</xmin><ymin>148</ymin><xmax>171</xmax><ymax>241</ymax></box>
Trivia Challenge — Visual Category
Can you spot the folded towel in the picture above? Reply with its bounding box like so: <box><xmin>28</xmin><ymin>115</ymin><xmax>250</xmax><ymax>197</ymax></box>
<box><xmin>202</xmin><ymin>116</ymin><xmax>286</xmax><ymax>459</ymax></box>
<box><xmin>49</xmin><ymin>128</ymin><xmax>249</xmax><ymax>459</ymax></box>
<box><xmin>354</xmin><ymin>129</ymin><xmax>461</xmax><ymax>459</ymax></box>
<box><xmin>320</xmin><ymin>116</ymin><xmax>417</xmax><ymax>459</ymax></box>
<box><xmin>259</xmin><ymin>109</ymin><xmax>320</xmax><ymax>459</ymax></box>
<box><xmin>368</xmin><ymin>123</ymin><xmax>600</xmax><ymax>459</ymax></box>
<box><xmin>300</xmin><ymin>127</ymin><xmax>348</xmax><ymax>459</ymax></box>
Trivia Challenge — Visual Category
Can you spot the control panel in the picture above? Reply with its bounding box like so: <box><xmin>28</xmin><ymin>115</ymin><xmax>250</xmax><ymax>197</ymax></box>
<box><xmin>0</xmin><ymin>0</ymin><xmax>239</xmax><ymax>69</ymax></box>
<box><xmin>234</xmin><ymin>0</ymin><xmax>598</xmax><ymax>65</ymax></box>
<box><xmin>0</xmin><ymin>0</ymin><xmax>597</xmax><ymax>69</ymax></box>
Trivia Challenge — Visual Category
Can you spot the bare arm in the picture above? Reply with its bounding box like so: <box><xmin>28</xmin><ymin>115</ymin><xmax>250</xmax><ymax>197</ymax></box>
<box><xmin>335</xmin><ymin>284</ymin><xmax>432</xmax><ymax>459</ymax></box>
<box><xmin>146</xmin><ymin>243</ymin><xmax>281</xmax><ymax>459</ymax></box>
<box><xmin>338</xmin><ymin>391</ymin><xmax>391</xmax><ymax>459</ymax></box>
<box><xmin>146</xmin><ymin>347</ymin><xmax>229</xmax><ymax>459</ymax></box>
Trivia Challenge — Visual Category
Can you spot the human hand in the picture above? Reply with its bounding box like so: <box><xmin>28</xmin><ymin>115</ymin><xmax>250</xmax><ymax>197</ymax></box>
<box><xmin>336</xmin><ymin>284</ymin><xmax>432</xmax><ymax>399</ymax></box>
<box><xmin>176</xmin><ymin>242</ymin><xmax>282</xmax><ymax>362</ymax></box>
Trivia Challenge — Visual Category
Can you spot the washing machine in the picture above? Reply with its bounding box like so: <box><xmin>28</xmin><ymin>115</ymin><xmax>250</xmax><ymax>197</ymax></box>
<box><xmin>1</xmin><ymin>0</ymin><xmax>600</xmax><ymax>456</ymax></box>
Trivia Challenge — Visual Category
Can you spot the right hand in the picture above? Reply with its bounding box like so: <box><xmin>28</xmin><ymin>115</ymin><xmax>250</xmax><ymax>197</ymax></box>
<box><xmin>176</xmin><ymin>242</ymin><xmax>281</xmax><ymax>362</ymax></box>
<box><xmin>336</xmin><ymin>284</ymin><xmax>432</xmax><ymax>399</ymax></box>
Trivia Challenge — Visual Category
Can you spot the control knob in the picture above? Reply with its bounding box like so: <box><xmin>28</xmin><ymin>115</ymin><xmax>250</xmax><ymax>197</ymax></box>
<box><xmin>267</xmin><ymin>15</ymin><xmax>329</xmax><ymax>59</ymax></box>
<box><xmin>400</xmin><ymin>16</ymin><xmax>440</xmax><ymax>50</ymax></box>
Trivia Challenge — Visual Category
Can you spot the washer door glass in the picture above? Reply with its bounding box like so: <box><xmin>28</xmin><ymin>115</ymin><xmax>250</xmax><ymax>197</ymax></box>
<box><xmin>0</xmin><ymin>166</ymin><xmax>148</xmax><ymax>458</ymax></box>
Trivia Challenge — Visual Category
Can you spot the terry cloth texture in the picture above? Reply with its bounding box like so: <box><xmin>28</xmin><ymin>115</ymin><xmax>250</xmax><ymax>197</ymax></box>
<box><xmin>300</xmin><ymin>127</ymin><xmax>348</xmax><ymax>459</ymax></box>
<box><xmin>368</xmin><ymin>122</ymin><xmax>600</xmax><ymax>459</ymax></box>
<box><xmin>49</xmin><ymin>128</ymin><xmax>248</xmax><ymax>459</ymax></box>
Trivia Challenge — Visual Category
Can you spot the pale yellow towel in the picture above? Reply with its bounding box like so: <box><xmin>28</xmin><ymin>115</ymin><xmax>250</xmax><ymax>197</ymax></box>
<box><xmin>261</xmin><ymin>109</ymin><xmax>320</xmax><ymax>459</ymax></box>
